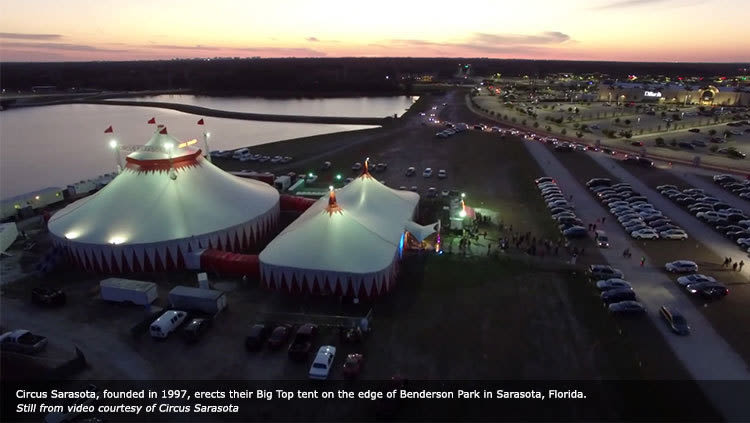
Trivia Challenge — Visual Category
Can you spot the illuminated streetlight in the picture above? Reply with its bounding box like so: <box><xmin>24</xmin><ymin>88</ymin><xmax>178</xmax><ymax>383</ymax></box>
<box><xmin>308</xmin><ymin>172</ymin><xmax>314</xmax><ymax>178</ymax></box>
<box><xmin>64</xmin><ymin>231</ymin><xmax>79</xmax><ymax>240</ymax></box>
<box><xmin>335</xmin><ymin>174</ymin><xmax>342</xmax><ymax>180</ymax></box>
<box><xmin>459</xmin><ymin>210</ymin><xmax>467</xmax><ymax>218</ymax></box>
<box><xmin>461</xmin><ymin>192</ymin><xmax>466</xmax><ymax>198</ymax></box>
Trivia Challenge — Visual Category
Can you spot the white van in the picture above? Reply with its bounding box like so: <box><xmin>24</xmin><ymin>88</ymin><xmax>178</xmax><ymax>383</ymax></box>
<box><xmin>232</xmin><ymin>148</ymin><xmax>249</xmax><ymax>160</ymax></box>
<box><xmin>149</xmin><ymin>310</ymin><xmax>188</xmax><ymax>339</ymax></box>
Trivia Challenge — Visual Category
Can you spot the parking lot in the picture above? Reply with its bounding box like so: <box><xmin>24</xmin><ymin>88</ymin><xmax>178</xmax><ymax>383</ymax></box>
<box><xmin>472</xmin><ymin>90</ymin><xmax>750</xmax><ymax>170</ymax></box>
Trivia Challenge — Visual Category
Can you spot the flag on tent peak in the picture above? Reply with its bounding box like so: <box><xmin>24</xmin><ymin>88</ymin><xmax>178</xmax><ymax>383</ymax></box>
<box><xmin>197</xmin><ymin>118</ymin><xmax>205</xmax><ymax>125</ymax></box>
<box><xmin>104</xmin><ymin>125</ymin><xmax>113</xmax><ymax>133</ymax></box>
<box><xmin>159</xmin><ymin>127</ymin><xmax>168</xmax><ymax>135</ymax></box>
<box><xmin>147</xmin><ymin>117</ymin><xmax>156</xmax><ymax>124</ymax></box>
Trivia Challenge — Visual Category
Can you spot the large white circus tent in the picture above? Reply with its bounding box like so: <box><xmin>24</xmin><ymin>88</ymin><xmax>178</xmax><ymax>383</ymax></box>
<box><xmin>48</xmin><ymin>126</ymin><xmax>280</xmax><ymax>273</ymax></box>
<box><xmin>259</xmin><ymin>161</ymin><xmax>434</xmax><ymax>298</ymax></box>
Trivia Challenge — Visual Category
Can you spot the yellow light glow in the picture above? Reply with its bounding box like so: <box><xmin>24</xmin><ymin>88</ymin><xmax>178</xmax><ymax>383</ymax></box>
<box><xmin>109</xmin><ymin>236</ymin><xmax>126</xmax><ymax>245</ymax></box>
<box><xmin>65</xmin><ymin>231</ymin><xmax>79</xmax><ymax>240</ymax></box>
<box><xmin>177</xmin><ymin>139</ymin><xmax>198</xmax><ymax>148</ymax></box>
<box><xmin>35</xmin><ymin>195</ymin><xmax>40</xmax><ymax>200</ymax></box>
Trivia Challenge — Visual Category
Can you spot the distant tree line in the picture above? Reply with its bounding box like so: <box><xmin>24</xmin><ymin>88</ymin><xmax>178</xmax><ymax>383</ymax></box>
<box><xmin>0</xmin><ymin>58</ymin><xmax>742</xmax><ymax>94</ymax></box>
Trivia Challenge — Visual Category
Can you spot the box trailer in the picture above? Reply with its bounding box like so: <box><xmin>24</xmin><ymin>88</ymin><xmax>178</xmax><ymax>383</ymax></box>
<box><xmin>168</xmin><ymin>286</ymin><xmax>227</xmax><ymax>314</ymax></box>
<box><xmin>100</xmin><ymin>278</ymin><xmax>158</xmax><ymax>305</ymax></box>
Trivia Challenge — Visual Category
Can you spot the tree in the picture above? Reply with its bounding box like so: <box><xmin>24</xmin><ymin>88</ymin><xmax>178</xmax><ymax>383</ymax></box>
<box><xmin>521</xmin><ymin>119</ymin><xmax>527</xmax><ymax>126</ymax></box>
<box><xmin>576</xmin><ymin>131</ymin><xmax>583</xmax><ymax>138</ymax></box>
<box><xmin>624</xmin><ymin>119</ymin><xmax>631</xmax><ymax>125</ymax></box>
<box><xmin>511</xmin><ymin>117</ymin><xmax>517</xmax><ymax>123</ymax></box>
<box><xmin>655</xmin><ymin>137</ymin><xmax>666</xmax><ymax>147</ymax></box>
<box><xmin>615</xmin><ymin>117</ymin><xmax>621</xmax><ymax>123</ymax></box>
<box><xmin>670</xmin><ymin>139</ymin><xmax>677</xmax><ymax>146</ymax></box>
<box><xmin>709</xmin><ymin>129</ymin><xmax>717</xmax><ymax>136</ymax></box>
<box><xmin>533</xmin><ymin>121</ymin><xmax>539</xmax><ymax>128</ymax></box>
<box><xmin>561</xmin><ymin>128</ymin><xmax>567</xmax><ymax>135</ymax></box>
<box><xmin>710</xmin><ymin>145</ymin><xmax>719</xmax><ymax>152</ymax></box>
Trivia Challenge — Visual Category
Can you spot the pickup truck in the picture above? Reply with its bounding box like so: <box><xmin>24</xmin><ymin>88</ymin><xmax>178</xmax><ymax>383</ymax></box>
<box><xmin>0</xmin><ymin>329</ymin><xmax>48</xmax><ymax>354</ymax></box>
<box><xmin>287</xmin><ymin>324</ymin><xmax>318</xmax><ymax>361</ymax></box>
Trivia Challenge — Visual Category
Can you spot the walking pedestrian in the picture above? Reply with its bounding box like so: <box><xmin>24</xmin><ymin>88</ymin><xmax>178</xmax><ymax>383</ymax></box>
<box><xmin>729</xmin><ymin>257</ymin><xmax>733</xmax><ymax>264</ymax></box>
<box><xmin>592</xmin><ymin>223</ymin><xmax>597</xmax><ymax>232</ymax></box>
<box><xmin>602</xmin><ymin>216</ymin><xmax>606</xmax><ymax>224</ymax></box>
<box><xmin>588</xmin><ymin>223</ymin><xmax>593</xmax><ymax>231</ymax></box>
<box><xmin>640</xmin><ymin>256</ymin><xmax>645</xmax><ymax>267</ymax></box>
<box><xmin>723</xmin><ymin>257</ymin><xmax>730</xmax><ymax>268</ymax></box>
<box><xmin>733</xmin><ymin>262</ymin><xmax>738</xmax><ymax>271</ymax></box>
<box><xmin>740</xmin><ymin>260</ymin><xmax>745</xmax><ymax>271</ymax></box>
<box><xmin>554</xmin><ymin>246</ymin><xmax>559</xmax><ymax>256</ymax></box>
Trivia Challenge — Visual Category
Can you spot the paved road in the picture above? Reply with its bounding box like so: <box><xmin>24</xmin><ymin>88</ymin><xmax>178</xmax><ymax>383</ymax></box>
<box><xmin>522</xmin><ymin>139</ymin><xmax>750</xmax><ymax>421</ymax></box>
<box><xmin>589</xmin><ymin>153</ymin><xmax>750</xmax><ymax>270</ymax></box>
<box><xmin>669</xmin><ymin>164</ymin><xmax>749</xmax><ymax>213</ymax></box>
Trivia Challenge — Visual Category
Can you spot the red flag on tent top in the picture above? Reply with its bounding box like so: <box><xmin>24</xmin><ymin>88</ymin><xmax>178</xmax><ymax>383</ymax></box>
<box><xmin>147</xmin><ymin>117</ymin><xmax>156</xmax><ymax>124</ymax></box>
<box><xmin>159</xmin><ymin>127</ymin><xmax>168</xmax><ymax>135</ymax></box>
<box><xmin>197</xmin><ymin>118</ymin><xmax>205</xmax><ymax>125</ymax></box>
<box><xmin>104</xmin><ymin>125</ymin><xmax>113</xmax><ymax>133</ymax></box>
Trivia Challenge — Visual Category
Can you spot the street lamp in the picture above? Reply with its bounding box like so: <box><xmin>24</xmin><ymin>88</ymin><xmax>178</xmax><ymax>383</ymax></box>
<box><xmin>109</xmin><ymin>139</ymin><xmax>122</xmax><ymax>173</ymax></box>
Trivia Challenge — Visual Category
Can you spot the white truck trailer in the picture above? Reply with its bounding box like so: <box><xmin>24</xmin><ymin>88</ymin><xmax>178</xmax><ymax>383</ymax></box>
<box><xmin>168</xmin><ymin>286</ymin><xmax>227</xmax><ymax>314</ymax></box>
<box><xmin>100</xmin><ymin>278</ymin><xmax>158</xmax><ymax>305</ymax></box>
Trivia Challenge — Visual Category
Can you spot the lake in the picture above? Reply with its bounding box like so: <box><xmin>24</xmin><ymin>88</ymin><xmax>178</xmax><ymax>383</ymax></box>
<box><xmin>117</xmin><ymin>95</ymin><xmax>419</xmax><ymax>118</ymax></box>
<box><xmin>0</xmin><ymin>99</ymin><xmax>400</xmax><ymax>199</ymax></box>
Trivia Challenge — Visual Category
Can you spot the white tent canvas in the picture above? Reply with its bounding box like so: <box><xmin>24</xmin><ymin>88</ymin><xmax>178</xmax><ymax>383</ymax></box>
<box><xmin>49</xmin><ymin>129</ymin><xmax>280</xmax><ymax>272</ymax></box>
<box><xmin>260</xmin><ymin>171</ymin><xmax>419</xmax><ymax>298</ymax></box>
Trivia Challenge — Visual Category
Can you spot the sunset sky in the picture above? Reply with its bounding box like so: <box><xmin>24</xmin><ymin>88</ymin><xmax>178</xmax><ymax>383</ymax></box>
<box><xmin>1</xmin><ymin>0</ymin><xmax>748</xmax><ymax>62</ymax></box>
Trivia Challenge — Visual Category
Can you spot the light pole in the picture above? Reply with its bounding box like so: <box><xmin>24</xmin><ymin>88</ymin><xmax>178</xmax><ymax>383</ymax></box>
<box><xmin>203</xmin><ymin>132</ymin><xmax>212</xmax><ymax>162</ymax></box>
<box><xmin>109</xmin><ymin>139</ymin><xmax>122</xmax><ymax>173</ymax></box>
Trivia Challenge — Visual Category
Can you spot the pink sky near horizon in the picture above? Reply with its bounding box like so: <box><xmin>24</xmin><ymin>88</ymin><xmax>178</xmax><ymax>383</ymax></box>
<box><xmin>1</xmin><ymin>0</ymin><xmax>749</xmax><ymax>62</ymax></box>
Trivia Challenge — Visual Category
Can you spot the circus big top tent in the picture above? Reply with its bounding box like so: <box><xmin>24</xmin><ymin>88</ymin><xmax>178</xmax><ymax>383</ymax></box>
<box><xmin>48</xmin><ymin>127</ymin><xmax>280</xmax><ymax>273</ymax></box>
<box><xmin>259</xmin><ymin>163</ymin><xmax>433</xmax><ymax>298</ymax></box>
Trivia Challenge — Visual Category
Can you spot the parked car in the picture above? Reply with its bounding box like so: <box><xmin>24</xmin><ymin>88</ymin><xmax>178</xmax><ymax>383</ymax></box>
<box><xmin>405</xmin><ymin>167</ymin><xmax>416</xmax><ymax>176</ymax></box>
<box><xmin>288</xmin><ymin>324</ymin><xmax>319</xmax><ymax>360</ymax></box>
<box><xmin>676</xmin><ymin>274</ymin><xmax>716</xmax><ymax>287</ymax></box>
<box><xmin>587</xmin><ymin>265</ymin><xmax>624</xmax><ymax>280</ymax></box>
<box><xmin>665</xmin><ymin>260</ymin><xmax>698</xmax><ymax>273</ymax></box>
<box><xmin>309</xmin><ymin>345</ymin><xmax>336</xmax><ymax>380</ymax></box>
<box><xmin>631</xmin><ymin>229</ymin><xmax>659</xmax><ymax>239</ymax></box>
<box><xmin>343</xmin><ymin>353</ymin><xmax>365</xmax><ymax>378</ymax></box>
<box><xmin>182</xmin><ymin>317</ymin><xmax>212</xmax><ymax>343</ymax></box>
<box><xmin>660</xmin><ymin>229</ymin><xmax>688</xmax><ymax>240</ymax></box>
<box><xmin>659</xmin><ymin>306</ymin><xmax>690</xmax><ymax>335</ymax></box>
<box><xmin>596</xmin><ymin>278</ymin><xmax>632</xmax><ymax>291</ymax></box>
<box><xmin>149</xmin><ymin>310</ymin><xmax>188</xmax><ymax>339</ymax></box>
<box><xmin>563</xmin><ymin>226</ymin><xmax>587</xmax><ymax>238</ymax></box>
<box><xmin>608</xmin><ymin>301</ymin><xmax>646</xmax><ymax>315</ymax></box>
<box><xmin>245</xmin><ymin>323</ymin><xmax>272</xmax><ymax>351</ymax></box>
<box><xmin>31</xmin><ymin>287</ymin><xmax>66</xmax><ymax>307</ymax></box>
<box><xmin>438</xmin><ymin>169</ymin><xmax>447</xmax><ymax>179</ymax></box>
<box><xmin>267</xmin><ymin>324</ymin><xmax>293</xmax><ymax>350</ymax></box>
<box><xmin>601</xmin><ymin>288</ymin><xmax>637</xmax><ymax>304</ymax></box>
<box><xmin>352</xmin><ymin>162</ymin><xmax>362</xmax><ymax>171</ymax></box>
<box><xmin>422</xmin><ymin>168</ymin><xmax>433</xmax><ymax>177</ymax></box>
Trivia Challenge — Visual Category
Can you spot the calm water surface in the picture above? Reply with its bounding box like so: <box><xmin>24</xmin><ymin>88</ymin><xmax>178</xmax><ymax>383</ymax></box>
<box><xmin>119</xmin><ymin>95</ymin><xmax>418</xmax><ymax>117</ymax></box>
<box><xmin>0</xmin><ymin>103</ymin><xmax>380</xmax><ymax>198</ymax></box>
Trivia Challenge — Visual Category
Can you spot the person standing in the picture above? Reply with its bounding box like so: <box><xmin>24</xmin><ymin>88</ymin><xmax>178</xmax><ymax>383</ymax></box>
<box><xmin>732</xmin><ymin>262</ymin><xmax>738</xmax><ymax>271</ymax></box>
<box><xmin>601</xmin><ymin>216</ymin><xmax>606</xmax><ymax>224</ymax></box>
<box><xmin>640</xmin><ymin>256</ymin><xmax>645</xmax><ymax>267</ymax></box>
<box><xmin>740</xmin><ymin>260</ymin><xmax>745</xmax><ymax>271</ymax></box>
